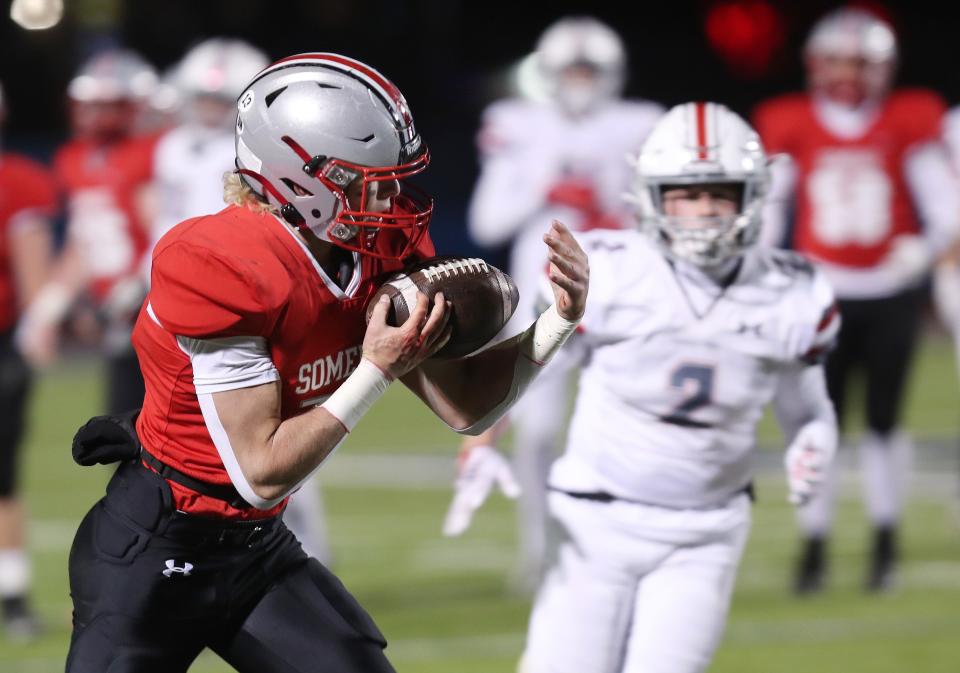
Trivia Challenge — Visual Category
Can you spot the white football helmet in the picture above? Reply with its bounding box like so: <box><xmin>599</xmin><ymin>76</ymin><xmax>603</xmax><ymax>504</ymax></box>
<box><xmin>234</xmin><ymin>53</ymin><xmax>431</xmax><ymax>260</ymax></box>
<box><xmin>804</xmin><ymin>8</ymin><xmax>897</xmax><ymax>103</ymax></box>
<box><xmin>535</xmin><ymin>16</ymin><xmax>626</xmax><ymax>116</ymax></box>
<box><xmin>627</xmin><ymin>102</ymin><xmax>769</xmax><ymax>267</ymax></box>
<box><xmin>67</xmin><ymin>49</ymin><xmax>158</xmax><ymax>102</ymax></box>
<box><xmin>177</xmin><ymin>38</ymin><xmax>270</xmax><ymax>103</ymax></box>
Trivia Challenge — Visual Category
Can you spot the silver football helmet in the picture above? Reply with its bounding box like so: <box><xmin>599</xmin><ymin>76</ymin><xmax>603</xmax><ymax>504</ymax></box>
<box><xmin>535</xmin><ymin>16</ymin><xmax>626</xmax><ymax>116</ymax></box>
<box><xmin>234</xmin><ymin>53</ymin><xmax>431</xmax><ymax>260</ymax></box>
<box><xmin>627</xmin><ymin>102</ymin><xmax>769</xmax><ymax>267</ymax></box>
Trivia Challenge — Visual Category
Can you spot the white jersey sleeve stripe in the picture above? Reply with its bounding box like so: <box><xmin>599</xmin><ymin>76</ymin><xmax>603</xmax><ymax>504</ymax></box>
<box><xmin>195</xmin><ymin>393</ymin><xmax>282</xmax><ymax>511</ymax></box>
<box><xmin>176</xmin><ymin>335</ymin><xmax>281</xmax><ymax>395</ymax></box>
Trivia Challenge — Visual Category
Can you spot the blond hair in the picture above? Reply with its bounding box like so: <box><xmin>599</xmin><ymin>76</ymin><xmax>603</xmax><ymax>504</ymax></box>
<box><xmin>222</xmin><ymin>171</ymin><xmax>277</xmax><ymax>214</ymax></box>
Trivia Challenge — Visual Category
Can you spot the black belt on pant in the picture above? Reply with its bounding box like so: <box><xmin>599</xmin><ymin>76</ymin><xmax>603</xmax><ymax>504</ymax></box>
<box><xmin>162</xmin><ymin>510</ymin><xmax>281</xmax><ymax>549</ymax></box>
<box><xmin>139</xmin><ymin>447</ymin><xmax>254</xmax><ymax>510</ymax></box>
<box><xmin>550</xmin><ymin>481</ymin><xmax>756</xmax><ymax>505</ymax></box>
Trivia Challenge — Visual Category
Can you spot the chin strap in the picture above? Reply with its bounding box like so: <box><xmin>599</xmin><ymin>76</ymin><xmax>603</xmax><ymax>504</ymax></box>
<box><xmin>234</xmin><ymin>168</ymin><xmax>306</xmax><ymax>227</ymax></box>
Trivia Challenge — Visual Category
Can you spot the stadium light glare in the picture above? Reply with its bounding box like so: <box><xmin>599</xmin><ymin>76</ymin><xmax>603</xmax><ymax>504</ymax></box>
<box><xmin>10</xmin><ymin>0</ymin><xmax>64</xmax><ymax>30</ymax></box>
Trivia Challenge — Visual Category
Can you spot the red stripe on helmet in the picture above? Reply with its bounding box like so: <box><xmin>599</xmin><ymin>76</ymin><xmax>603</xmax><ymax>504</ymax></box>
<box><xmin>695</xmin><ymin>102</ymin><xmax>708</xmax><ymax>159</ymax></box>
<box><xmin>268</xmin><ymin>53</ymin><xmax>411</xmax><ymax>124</ymax></box>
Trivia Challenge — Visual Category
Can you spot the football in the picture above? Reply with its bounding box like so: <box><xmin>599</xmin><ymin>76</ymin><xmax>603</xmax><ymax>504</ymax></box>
<box><xmin>365</xmin><ymin>256</ymin><xmax>520</xmax><ymax>359</ymax></box>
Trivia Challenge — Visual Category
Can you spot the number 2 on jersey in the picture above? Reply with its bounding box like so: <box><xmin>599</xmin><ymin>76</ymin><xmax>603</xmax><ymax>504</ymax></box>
<box><xmin>661</xmin><ymin>363</ymin><xmax>714</xmax><ymax>428</ymax></box>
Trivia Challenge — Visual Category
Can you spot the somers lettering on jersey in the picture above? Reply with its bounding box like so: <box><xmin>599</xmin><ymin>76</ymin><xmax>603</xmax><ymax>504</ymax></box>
<box><xmin>295</xmin><ymin>345</ymin><xmax>362</xmax><ymax>404</ymax></box>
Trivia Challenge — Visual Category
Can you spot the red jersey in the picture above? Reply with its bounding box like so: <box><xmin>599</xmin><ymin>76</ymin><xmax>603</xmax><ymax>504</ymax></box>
<box><xmin>0</xmin><ymin>154</ymin><xmax>58</xmax><ymax>333</ymax></box>
<box><xmin>753</xmin><ymin>89</ymin><xmax>946</xmax><ymax>268</ymax></box>
<box><xmin>133</xmin><ymin>205</ymin><xmax>435</xmax><ymax>520</ymax></box>
<box><xmin>53</xmin><ymin>133</ymin><xmax>160</xmax><ymax>301</ymax></box>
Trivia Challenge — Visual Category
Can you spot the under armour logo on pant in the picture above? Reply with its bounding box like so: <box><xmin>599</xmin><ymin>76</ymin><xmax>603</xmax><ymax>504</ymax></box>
<box><xmin>162</xmin><ymin>559</ymin><xmax>194</xmax><ymax>578</ymax></box>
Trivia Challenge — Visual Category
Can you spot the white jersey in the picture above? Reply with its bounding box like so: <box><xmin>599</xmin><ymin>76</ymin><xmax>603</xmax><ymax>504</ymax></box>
<box><xmin>152</xmin><ymin>124</ymin><xmax>235</xmax><ymax>244</ymax></box>
<box><xmin>549</xmin><ymin>230</ymin><xmax>839</xmax><ymax>509</ymax></box>
<box><xmin>469</xmin><ymin>98</ymin><xmax>664</xmax><ymax>333</ymax></box>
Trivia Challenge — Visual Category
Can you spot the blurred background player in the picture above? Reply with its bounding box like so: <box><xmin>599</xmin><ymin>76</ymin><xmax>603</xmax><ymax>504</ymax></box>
<box><xmin>150</xmin><ymin>37</ymin><xmax>331</xmax><ymax>564</ymax></box>
<box><xmin>18</xmin><ymin>48</ymin><xmax>161</xmax><ymax>415</ymax></box>
<box><xmin>931</xmin><ymin>110</ymin><xmax>960</xmax><ymax>378</ymax></box>
<box><xmin>457</xmin><ymin>16</ymin><xmax>664</xmax><ymax>590</ymax></box>
<box><xmin>451</xmin><ymin>102</ymin><xmax>840</xmax><ymax>673</ymax></box>
<box><xmin>0</xmin><ymin>81</ymin><xmax>57</xmax><ymax>639</ymax></box>
<box><xmin>753</xmin><ymin>7</ymin><xmax>960</xmax><ymax>594</ymax></box>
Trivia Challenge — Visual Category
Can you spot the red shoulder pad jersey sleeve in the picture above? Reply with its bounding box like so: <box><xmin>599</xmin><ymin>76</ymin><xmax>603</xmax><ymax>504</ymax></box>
<box><xmin>889</xmin><ymin>88</ymin><xmax>947</xmax><ymax>148</ymax></box>
<box><xmin>752</xmin><ymin>94</ymin><xmax>806</xmax><ymax>156</ymax></box>
<box><xmin>149</xmin><ymin>241</ymin><xmax>268</xmax><ymax>338</ymax></box>
<box><xmin>3</xmin><ymin>155</ymin><xmax>59</xmax><ymax>219</ymax></box>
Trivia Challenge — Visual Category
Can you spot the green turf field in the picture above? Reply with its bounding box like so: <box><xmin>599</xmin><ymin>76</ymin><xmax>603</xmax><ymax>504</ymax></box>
<box><xmin>2</xmin><ymin>330</ymin><xmax>960</xmax><ymax>672</ymax></box>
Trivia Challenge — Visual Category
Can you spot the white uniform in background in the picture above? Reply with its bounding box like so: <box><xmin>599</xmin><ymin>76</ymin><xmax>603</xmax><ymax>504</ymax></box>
<box><xmin>152</xmin><ymin>126</ymin><xmax>236</xmax><ymax>242</ymax></box>
<box><xmin>519</xmin><ymin>102</ymin><xmax>839</xmax><ymax>673</ymax></box>
<box><xmin>449</xmin><ymin>101</ymin><xmax>839</xmax><ymax>673</ymax></box>
<box><xmin>466</xmin><ymin>16</ymin><xmax>663</xmax><ymax>587</ymax></box>
<box><xmin>151</xmin><ymin>39</ymin><xmax>332</xmax><ymax>564</ymax></box>
<box><xmin>932</xmin><ymin>106</ymin><xmax>960</xmax><ymax>374</ymax></box>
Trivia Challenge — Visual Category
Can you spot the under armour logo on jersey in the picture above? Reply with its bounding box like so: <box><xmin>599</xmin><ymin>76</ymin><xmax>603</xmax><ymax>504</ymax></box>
<box><xmin>162</xmin><ymin>559</ymin><xmax>194</xmax><ymax>578</ymax></box>
<box><xmin>736</xmin><ymin>322</ymin><xmax>764</xmax><ymax>337</ymax></box>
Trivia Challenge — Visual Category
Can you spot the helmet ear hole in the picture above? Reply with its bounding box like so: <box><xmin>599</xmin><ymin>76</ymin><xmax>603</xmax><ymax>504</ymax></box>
<box><xmin>280</xmin><ymin>178</ymin><xmax>314</xmax><ymax>197</ymax></box>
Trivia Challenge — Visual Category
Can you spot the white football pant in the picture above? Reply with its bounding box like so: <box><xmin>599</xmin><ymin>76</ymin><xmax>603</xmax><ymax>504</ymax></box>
<box><xmin>283</xmin><ymin>474</ymin><xmax>332</xmax><ymax>565</ymax></box>
<box><xmin>522</xmin><ymin>491</ymin><xmax>751</xmax><ymax>673</ymax></box>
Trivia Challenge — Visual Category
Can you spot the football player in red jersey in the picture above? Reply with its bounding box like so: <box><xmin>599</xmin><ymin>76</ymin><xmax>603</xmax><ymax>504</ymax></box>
<box><xmin>64</xmin><ymin>53</ymin><xmax>588</xmax><ymax>673</ymax></box>
<box><xmin>18</xmin><ymin>48</ymin><xmax>161</xmax><ymax>415</ymax></box>
<box><xmin>753</xmin><ymin>8</ymin><xmax>960</xmax><ymax>594</ymax></box>
<box><xmin>0</xmin><ymin>82</ymin><xmax>57</xmax><ymax>639</ymax></box>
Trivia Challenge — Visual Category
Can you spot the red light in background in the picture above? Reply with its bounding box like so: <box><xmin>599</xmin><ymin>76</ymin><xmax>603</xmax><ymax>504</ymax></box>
<box><xmin>705</xmin><ymin>0</ymin><xmax>785</xmax><ymax>78</ymax></box>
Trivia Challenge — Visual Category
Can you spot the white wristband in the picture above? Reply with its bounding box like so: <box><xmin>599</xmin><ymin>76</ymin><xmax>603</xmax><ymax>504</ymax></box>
<box><xmin>457</xmin><ymin>303</ymin><xmax>579</xmax><ymax>436</ymax></box>
<box><xmin>320</xmin><ymin>358</ymin><xmax>393</xmax><ymax>432</ymax></box>
<box><xmin>523</xmin><ymin>303</ymin><xmax>580</xmax><ymax>365</ymax></box>
<box><xmin>26</xmin><ymin>282</ymin><xmax>72</xmax><ymax>326</ymax></box>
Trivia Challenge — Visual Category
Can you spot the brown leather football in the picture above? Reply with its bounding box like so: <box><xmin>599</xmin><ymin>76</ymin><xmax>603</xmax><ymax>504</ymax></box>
<box><xmin>365</xmin><ymin>256</ymin><xmax>520</xmax><ymax>359</ymax></box>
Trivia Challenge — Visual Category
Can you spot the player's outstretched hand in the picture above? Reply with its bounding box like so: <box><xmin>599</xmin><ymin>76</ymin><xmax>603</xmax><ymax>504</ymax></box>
<box><xmin>543</xmin><ymin>220</ymin><xmax>589</xmax><ymax>321</ymax></box>
<box><xmin>363</xmin><ymin>291</ymin><xmax>452</xmax><ymax>378</ymax></box>
<box><xmin>443</xmin><ymin>445</ymin><xmax>521</xmax><ymax>536</ymax></box>
<box><xmin>784</xmin><ymin>424</ymin><xmax>836</xmax><ymax>506</ymax></box>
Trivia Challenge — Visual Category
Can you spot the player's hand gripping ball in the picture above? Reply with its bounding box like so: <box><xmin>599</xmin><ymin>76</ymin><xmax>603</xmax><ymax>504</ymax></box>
<box><xmin>365</xmin><ymin>257</ymin><xmax>519</xmax><ymax>359</ymax></box>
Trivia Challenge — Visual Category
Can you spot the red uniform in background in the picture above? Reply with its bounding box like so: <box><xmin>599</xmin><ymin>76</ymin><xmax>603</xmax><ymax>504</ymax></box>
<box><xmin>754</xmin><ymin>89</ymin><xmax>945</xmax><ymax>269</ymax></box>
<box><xmin>751</xmin><ymin>7</ymin><xmax>959</xmax><ymax>596</ymax></box>
<box><xmin>53</xmin><ymin>133</ymin><xmax>159</xmax><ymax>302</ymax></box>
<box><xmin>0</xmin><ymin>151</ymin><xmax>56</xmax><ymax>639</ymax></box>
<box><xmin>0</xmin><ymin>154</ymin><xmax>58</xmax><ymax>332</ymax></box>
<box><xmin>134</xmin><ymin>205</ymin><xmax>435</xmax><ymax>520</ymax></box>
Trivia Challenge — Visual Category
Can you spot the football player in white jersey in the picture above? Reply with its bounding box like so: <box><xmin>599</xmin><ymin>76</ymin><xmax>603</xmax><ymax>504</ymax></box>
<box><xmin>458</xmin><ymin>15</ymin><xmax>664</xmax><ymax>589</ymax></box>
<box><xmin>150</xmin><ymin>39</ymin><xmax>332</xmax><ymax>564</ymax></box>
<box><xmin>932</xmin><ymin>108</ymin><xmax>960</xmax><ymax>379</ymax></box>
<box><xmin>449</xmin><ymin>102</ymin><xmax>840</xmax><ymax>673</ymax></box>
<box><xmin>151</xmin><ymin>39</ymin><xmax>270</xmax><ymax>245</ymax></box>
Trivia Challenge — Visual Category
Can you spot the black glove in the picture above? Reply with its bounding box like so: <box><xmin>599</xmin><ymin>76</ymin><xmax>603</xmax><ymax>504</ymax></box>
<box><xmin>72</xmin><ymin>408</ymin><xmax>142</xmax><ymax>466</ymax></box>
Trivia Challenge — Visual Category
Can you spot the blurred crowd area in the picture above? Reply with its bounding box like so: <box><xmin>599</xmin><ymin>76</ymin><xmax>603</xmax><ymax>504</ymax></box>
<box><xmin>0</xmin><ymin>0</ymin><xmax>955</xmax><ymax>257</ymax></box>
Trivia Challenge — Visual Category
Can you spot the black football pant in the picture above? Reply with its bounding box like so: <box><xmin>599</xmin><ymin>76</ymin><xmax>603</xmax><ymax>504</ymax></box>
<box><xmin>106</xmin><ymin>348</ymin><xmax>145</xmax><ymax>417</ymax></box>
<box><xmin>0</xmin><ymin>330</ymin><xmax>31</xmax><ymax>497</ymax></box>
<box><xmin>66</xmin><ymin>462</ymin><xmax>395</xmax><ymax>673</ymax></box>
<box><xmin>825</xmin><ymin>288</ymin><xmax>923</xmax><ymax>437</ymax></box>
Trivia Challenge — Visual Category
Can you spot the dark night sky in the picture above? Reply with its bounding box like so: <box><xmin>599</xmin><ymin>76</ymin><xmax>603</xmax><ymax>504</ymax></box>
<box><xmin>0</xmin><ymin>0</ymin><xmax>954</xmax><ymax>255</ymax></box>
